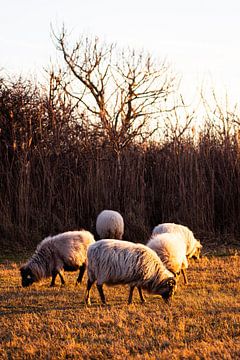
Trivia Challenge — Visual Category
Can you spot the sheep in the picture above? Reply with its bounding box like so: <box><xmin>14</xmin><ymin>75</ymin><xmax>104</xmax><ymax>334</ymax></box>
<box><xmin>85</xmin><ymin>239</ymin><xmax>177</xmax><ymax>306</ymax></box>
<box><xmin>147</xmin><ymin>233</ymin><xmax>189</xmax><ymax>284</ymax></box>
<box><xmin>152</xmin><ymin>223</ymin><xmax>202</xmax><ymax>261</ymax></box>
<box><xmin>151</xmin><ymin>223</ymin><xmax>202</xmax><ymax>284</ymax></box>
<box><xmin>20</xmin><ymin>230</ymin><xmax>95</xmax><ymax>287</ymax></box>
<box><xmin>96</xmin><ymin>210</ymin><xmax>124</xmax><ymax>240</ymax></box>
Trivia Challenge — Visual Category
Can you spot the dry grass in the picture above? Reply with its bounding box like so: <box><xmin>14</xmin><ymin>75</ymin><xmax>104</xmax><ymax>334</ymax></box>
<box><xmin>0</xmin><ymin>249</ymin><xmax>239</xmax><ymax>359</ymax></box>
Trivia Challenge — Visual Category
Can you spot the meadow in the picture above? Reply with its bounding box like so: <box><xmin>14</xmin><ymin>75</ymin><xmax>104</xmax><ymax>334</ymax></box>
<box><xmin>1</xmin><ymin>67</ymin><xmax>240</xmax><ymax>359</ymax></box>
<box><xmin>0</xmin><ymin>246</ymin><xmax>239</xmax><ymax>359</ymax></box>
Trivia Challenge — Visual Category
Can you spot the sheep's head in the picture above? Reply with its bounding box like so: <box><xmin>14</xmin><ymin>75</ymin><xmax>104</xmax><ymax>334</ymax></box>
<box><xmin>190</xmin><ymin>241</ymin><xmax>203</xmax><ymax>260</ymax></box>
<box><xmin>20</xmin><ymin>266</ymin><xmax>36</xmax><ymax>287</ymax></box>
<box><xmin>156</xmin><ymin>277</ymin><xmax>177</xmax><ymax>303</ymax></box>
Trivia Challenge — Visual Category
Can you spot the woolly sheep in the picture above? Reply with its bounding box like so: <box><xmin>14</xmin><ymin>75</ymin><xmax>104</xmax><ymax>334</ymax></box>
<box><xmin>96</xmin><ymin>210</ymin><xmax>124</xmax><ymax>239</ymax></box>
<box><xmin>152</xmin><ymin>223</ymin><xmax>202</xmax><ymax>261</ymax></box>
<box><xmin>85</xmin><ymin>239</ymin><xmax>177</xmax><ymax>306</ymax></box>
<box><xmin>20</xmin><ymin>230</ymin><xmax>95</xmax><ymax>287</ymax></box>
<box><xmin>147</xmin><ymin>233</ymin><xmax>189</xmax><ymax>284</ymax></box>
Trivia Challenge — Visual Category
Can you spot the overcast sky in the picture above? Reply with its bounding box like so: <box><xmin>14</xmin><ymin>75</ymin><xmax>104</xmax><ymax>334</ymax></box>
<box><xmin>1</xmin><ymin>0</ymin><xmax>240</xmax><ymax>104</ymax></box>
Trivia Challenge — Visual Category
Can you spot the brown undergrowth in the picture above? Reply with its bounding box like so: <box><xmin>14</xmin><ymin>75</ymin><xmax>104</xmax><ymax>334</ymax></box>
<box><xmin>0</xmin><ymin>249</ymin><xmax>239</xmax><ymax>359</ymax></box>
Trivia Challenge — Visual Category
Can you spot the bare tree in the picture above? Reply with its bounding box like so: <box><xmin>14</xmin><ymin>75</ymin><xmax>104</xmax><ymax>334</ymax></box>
<box><xmin>201</xmin><ymin>89</ymin><xmax>240</xmax><ymax>140</ymax></box>
<box><xmin>51</xmin><ymin>26</ymin><xmax>178</xmax><ymax>205</ymax></box>
<box><xmin>52</xmin><ymin>27</ymin><xmax>177</xmax><ymax>143</ymax></box>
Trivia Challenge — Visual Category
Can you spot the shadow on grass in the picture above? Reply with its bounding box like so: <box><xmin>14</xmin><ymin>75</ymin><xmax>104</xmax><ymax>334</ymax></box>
<box><xmin>0</xmin><ymin>288</ymin><xmax>173</xmax><ymax>316</ymax></box>
<box><xmin>0</xmin><ymin>298</ymin><xmax>88</xmax><ymax>316</ymax></box>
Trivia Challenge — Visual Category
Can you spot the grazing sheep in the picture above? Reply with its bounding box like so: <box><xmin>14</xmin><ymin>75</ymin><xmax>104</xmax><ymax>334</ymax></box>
<box><xmin>96</xmin><ymin>210</ymin><xmax>124</xmax><ymax>239</ymax></box>
<box><xmin>85</xmin><ymin>239</ymin><xmax>176</xmax><ymax>306</ymax></box>
<box><xmin>20</xmin><ymin>230</ymin><xmax>95</xmax><ymax>287</ymax></box>
<box><xmin>147</xmin><ymin>233</ymin><xmax>189</xmax><ymax>284</ymax></box>
<box><xmin>152</xmin><ymin>223</ymin><xmax>202</xmax><ymax>260</ymax></box>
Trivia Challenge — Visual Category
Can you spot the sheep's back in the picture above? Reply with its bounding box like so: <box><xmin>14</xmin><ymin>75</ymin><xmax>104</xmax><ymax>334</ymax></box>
<box><xmin>96</xmin><ymin>210</ymin><xmax>124</xmax><ymax>239</ymax></box>
<box><xmin>38</xmin><ymin>230</ymin><xmax>95</xmax><ymax>267</ymax></box>
<box><xmin>87</xmin><ymin>239</ymin><xmax>172</xmax><ymax>285</ymax></box>
<box><xmin>152</xmin><ymin>223</ymin><xmax>198</xmax><ymax>256</ymax></box>
<box><xmin>147</xmin><ymin>233</ymin><xmax>188</xmax><ymax>274</ymax></box>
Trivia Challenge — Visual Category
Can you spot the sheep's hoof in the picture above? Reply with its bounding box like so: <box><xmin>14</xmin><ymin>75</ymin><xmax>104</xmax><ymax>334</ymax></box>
<box><xmin>85</xmin><ymin>299</ymin><xmax>91</xmax><ymax>306</ymax></box>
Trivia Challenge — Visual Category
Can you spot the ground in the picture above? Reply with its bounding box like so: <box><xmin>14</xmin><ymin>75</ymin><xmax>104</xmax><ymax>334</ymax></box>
<box><xmin>0</xmin><ymin>246</ymin><xmax>239</xmax><ymax>359</ymax></box>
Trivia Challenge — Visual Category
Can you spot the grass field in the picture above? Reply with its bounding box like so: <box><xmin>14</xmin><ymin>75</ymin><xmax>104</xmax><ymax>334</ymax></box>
<box><xmin>0</xmin><ymin>246</ymin><xmax>239</xmax><ymax>359</ymax></box>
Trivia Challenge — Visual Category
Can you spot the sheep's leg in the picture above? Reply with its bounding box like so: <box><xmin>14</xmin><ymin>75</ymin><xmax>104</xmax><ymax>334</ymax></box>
<box><xmin>85</xmin><ymin>279</ymin><xmax>94</xmax><ymax>306</ymax></box>
<box><xmin>50</xmin><ymin>271</ymin><xmax>58</xmax><ymax>287</ymax></box>
<box><xmin>76</xmin><ymin>264</ymin><xmax>86</xmax><ymax>285</ymax></box>
<box><xmin>128</xmin><ymin>286</ymin><xmax>135</xmax><ymax>304</ymax></box>
<box><xmin>128</xmin><ymin>286</ymin><xmax>145</xmax><ymax>304</ymax></box>
<box><xmin>58</xmin><ymin>271</ymin><xmax>65</xmax><ymax>286</ymax></box>
<box><xmin>181</xmin><ymin>269</ymin><xmax>188</xmax><ymax>285</ymax></box>
<box><xmin>97</xmin><ymin>284</ymin><xmax>106</xmax><ymax>305</ymax></box>
<box><xmin>137</xmin><ymin>287</ymin><xmax>146</xmax><ymax>303</ymax></box>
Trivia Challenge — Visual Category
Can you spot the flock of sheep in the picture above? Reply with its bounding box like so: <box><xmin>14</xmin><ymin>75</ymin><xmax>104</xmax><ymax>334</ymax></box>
<box><xmin>20</xmin><ymin>210</ymin><xmax>202</xmax><ymax>306</ymax></box>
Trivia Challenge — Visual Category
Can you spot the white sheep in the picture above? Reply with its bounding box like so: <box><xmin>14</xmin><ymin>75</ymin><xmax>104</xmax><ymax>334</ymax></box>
<box><xmin>151</xmin><ymin>223</ymin><xmax>202</xmax><ymax>284</ymax></box>
<box><xmin>96</xmin><ymin>210</ymin><xmax>124</xmax><ymax>239</ymax></box>
<box><xmin>147</xmin><ymin>233</ymin><xmax>189</xmax><ymax>284</ymax></box>
<box><xmin>20</xmin><ymin>230</ymin><xmax>95</xmax><ymax>287</ymax></box>
<box><xmin>152</xmin><ymin>223</ymin><xmax>202</xmax><ymax>261</ymax></box>
<box><xmin>85</xmin><ymin>239</ymin><xmax>177</xmax><ymax>306</ymax></box>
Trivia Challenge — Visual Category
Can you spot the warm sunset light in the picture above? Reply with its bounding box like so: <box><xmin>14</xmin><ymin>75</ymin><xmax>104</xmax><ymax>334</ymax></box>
<box><xmin>0</xmin><ymin>1</ymin><xmax>239</xmax><ymax>358</ymax></box>
<box><xmin>1</xmin><ymin>0</ymin><xmax>240</xmax><ymax>103</ymax></box>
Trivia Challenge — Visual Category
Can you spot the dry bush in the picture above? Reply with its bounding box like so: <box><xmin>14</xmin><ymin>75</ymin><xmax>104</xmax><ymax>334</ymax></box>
<box><xmin>0</xmin><ymin>77</ymin><xmax>240</xmax><ymax>248</ymax></box>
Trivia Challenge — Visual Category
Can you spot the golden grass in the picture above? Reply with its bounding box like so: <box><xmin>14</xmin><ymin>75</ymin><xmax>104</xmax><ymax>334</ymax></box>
<box><xmin>0</xmin><ymin>251</ymin><xmax>239</xmax><ymax>359</ymax></box>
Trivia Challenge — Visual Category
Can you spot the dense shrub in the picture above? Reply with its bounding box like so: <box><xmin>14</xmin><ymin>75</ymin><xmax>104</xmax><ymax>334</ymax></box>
<box><xmin>0</xmin><ymin>78</ymin><xmax>239</xmax><ymax>246</ymax></box>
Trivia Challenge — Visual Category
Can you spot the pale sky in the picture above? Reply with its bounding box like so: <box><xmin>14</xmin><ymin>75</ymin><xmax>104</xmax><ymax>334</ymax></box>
<box><xmin>1</xmin><ymin>0</ymin><xmax>240</xmax><ymax>105</ymax></box>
